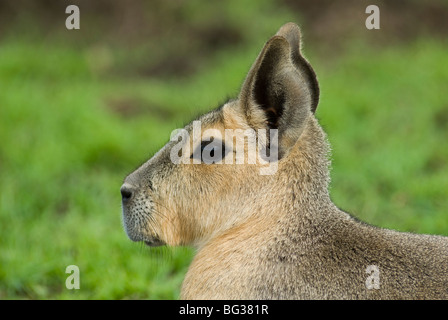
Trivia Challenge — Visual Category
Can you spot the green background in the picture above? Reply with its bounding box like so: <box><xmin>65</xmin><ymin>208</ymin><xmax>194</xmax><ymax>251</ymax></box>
<box><xmin>0</xmin><ymin>0</ymin><xmax>447</xmax><ymax>299</ymax></box>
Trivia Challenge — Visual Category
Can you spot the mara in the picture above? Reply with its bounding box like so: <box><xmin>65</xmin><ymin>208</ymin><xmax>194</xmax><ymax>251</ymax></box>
<box><xmin>121</xmin><ymin>23</ymin><xmax>448</xmax><ymax>299</ymax></box>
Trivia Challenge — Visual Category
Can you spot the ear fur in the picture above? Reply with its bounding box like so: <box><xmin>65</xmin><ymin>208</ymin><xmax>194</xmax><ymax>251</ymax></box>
<box><xmin>237</xmin><ymin>23</ymin><xmax>319</xmax><ymax>158</ymax></box>
<box><xmin>276</xmin><ymin>22</ymin><xmax>319</xmax><ymax>113</ymax></box>
<box><xmin>239</xmin><ymin>36</ymin><xmax>293</xmax><ymax>130</ymax></box>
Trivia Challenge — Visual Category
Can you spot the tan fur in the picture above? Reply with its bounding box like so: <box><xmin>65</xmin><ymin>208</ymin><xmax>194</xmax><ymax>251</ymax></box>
<box><xmin>121</xmin><ymin>23</ymin><xmax>448</xmax><ymax>299</ymax></box>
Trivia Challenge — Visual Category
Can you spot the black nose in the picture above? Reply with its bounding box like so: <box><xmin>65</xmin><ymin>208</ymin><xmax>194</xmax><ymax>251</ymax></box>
<box><xmin>120</xmin><ymin>185</ymin><xmax>133</xmax><ymax>202</ymax></box>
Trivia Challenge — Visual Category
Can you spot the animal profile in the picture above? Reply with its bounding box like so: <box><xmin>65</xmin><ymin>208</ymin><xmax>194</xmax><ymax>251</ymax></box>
<box><xmin>121</xmin><ymin>23</ymin><xmax>448</xmax><ymax>299</ymax></box>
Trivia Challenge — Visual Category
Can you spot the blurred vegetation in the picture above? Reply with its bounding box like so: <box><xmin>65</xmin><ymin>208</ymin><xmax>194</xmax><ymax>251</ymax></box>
<box><xmin>0</xmin><ymin>0</ymin><xmax>447</xmax><ymax>299</ymax></box>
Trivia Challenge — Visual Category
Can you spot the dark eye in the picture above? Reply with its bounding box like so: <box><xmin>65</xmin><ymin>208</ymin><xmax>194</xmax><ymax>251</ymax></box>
<box><xmin>190</xmin><ymin>139</ymin><xmax>228</xmax><ymax>164</ymax></box>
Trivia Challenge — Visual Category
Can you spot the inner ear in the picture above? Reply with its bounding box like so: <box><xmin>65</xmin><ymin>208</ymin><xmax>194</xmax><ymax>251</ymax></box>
<box><xmin>276</xmin><ymin>22</ymin><xmax>319</xmax><ymax>113</ymax></box>
<box><xmin>240</xmin><ymin>36</ymin><xmax>291</xmax><ymax>131</ymax></box>
<box><xmin>253</xmin><ymin>71</ymin><xmax>286</xmax><ymax>130</ymax></box>
<box><xmin>238</xmin><ymin>24</ymin><xmax>319</xmax><ymax>158</ymax></box>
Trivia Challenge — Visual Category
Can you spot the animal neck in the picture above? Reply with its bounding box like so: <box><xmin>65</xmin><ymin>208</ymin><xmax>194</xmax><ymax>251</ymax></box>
<box><xmin>279</xmin><ymin>116</ymin><xmax>333</xmax><ymax>208</ymax></box>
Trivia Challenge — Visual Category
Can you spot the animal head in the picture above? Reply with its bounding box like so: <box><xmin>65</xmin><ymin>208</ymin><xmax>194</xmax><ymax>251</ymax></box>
<box><xmin>121</xmin><ymin>23</ymin><xmax>327</xmax><ymax>248</ymax></box>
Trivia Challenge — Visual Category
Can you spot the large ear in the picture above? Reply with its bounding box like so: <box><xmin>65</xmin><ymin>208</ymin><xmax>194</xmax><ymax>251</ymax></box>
<box><xmin>238</xmin><ymin>23</ymin><xmax>319</xmax><ymax>158</ymax></box>
<box><xmin>276</xmin><ymin>23</ymin><xmax>319</xmax><ymax>113</ymax></box>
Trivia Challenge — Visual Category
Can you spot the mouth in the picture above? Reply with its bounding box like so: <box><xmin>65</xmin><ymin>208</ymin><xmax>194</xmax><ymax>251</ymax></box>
<box><xmin>123</xmin><ymin>222</ymin><xmax>165</xmax><ymax>247</ymax></box>
<box><xmin>143</xmin><ymin>238</ymin><xmax>165</xmax><ymax>247</ymax></box>
<box><xmin>122</xmin><ymin>206</ymin><xmax>165</xmax><ymax>247</ymax></box>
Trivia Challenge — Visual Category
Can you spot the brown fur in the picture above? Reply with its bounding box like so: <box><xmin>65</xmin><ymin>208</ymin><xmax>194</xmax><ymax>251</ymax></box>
<box><xmin>121</xmin><ymin>23</ymin><xmax>448</xmax><ymax>299</ymax></box>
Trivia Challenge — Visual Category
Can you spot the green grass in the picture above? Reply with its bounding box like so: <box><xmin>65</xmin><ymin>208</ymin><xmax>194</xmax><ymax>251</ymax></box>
<box><xmin>0</xmin><ymin>30</ymin><xmax>447</xmax><ymax>299</ymax></box>
<box><xmin>317</xmin><ymin>39</ymin><xmax>448</xmax><ymax>234</ymax></box>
